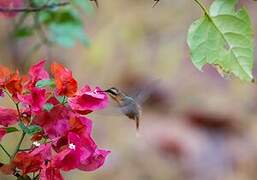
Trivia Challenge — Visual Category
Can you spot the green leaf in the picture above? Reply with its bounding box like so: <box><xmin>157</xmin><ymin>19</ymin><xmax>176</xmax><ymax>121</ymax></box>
<box><xmin>39</xmin><ymin>9</ymin><xmax>90</xmax><ymax>48</ymax></box>
<box><xmin>36</xmin><ymin>79</ymin><xmax>55</xmax><ymax>88</ymax></box>
<box><xmin>26</xmin><ymin>125</ymin><xmax>42</xmax><ymax>135</ymax></box>
<box><xmin>43</xmin><ymin>103</ymin><xmax>54</xmax><ymax>111</ymax></box>
<box><xmin>6</xmin><ymin>127</ymin><xmax>19</xmax><ymax>133</ymax></box>
<box><xmin>57</xmin><ymin>96</ymin><xmax>67</xmax><ymax>104</ymax></box>
<box><xmin>18</xmin><ymin>122</ymin><xmax>27</xmax><ymax>133</ymax></box>
<box><xmin>18</xmin><ymin>122</ymin><xmax>42</xmax><ymax>135</ymax></box>
<box><xmin>187</xmin><ymin>0</ymin><xmax>254</xmax><ymax>81</ymax></box>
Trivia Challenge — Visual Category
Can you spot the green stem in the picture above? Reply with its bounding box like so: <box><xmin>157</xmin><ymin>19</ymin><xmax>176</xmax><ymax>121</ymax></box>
<box><xmin>0</xmin><ymin>144</ymin><xmax>11</xmax><ymax>159</ymax></box>
<box><xmin>193</xmin><ymin>0</ymin><xmax>208</xmax><ymax>14</ymax></box>
<box><xmin>12</xmin><ymin>132</ymin><xmax>26</xmax><ymax>159</ymax></box>
<box><xmin>12</xmin><ymin>103</ymin><xmax>26</xmax><ymax>159</ymax></box>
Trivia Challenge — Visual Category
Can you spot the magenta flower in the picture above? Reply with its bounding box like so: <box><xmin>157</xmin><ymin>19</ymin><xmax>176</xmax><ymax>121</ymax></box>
<box><xmin>0</xmin><ymin>128</ymin><xmax>6</xmax><ymax>141</ymax></box>
<box><xmin>68</xmin><ymin>86</ymin><xmax>108</xmax><ymax>114</ymax></box>
<box><xmin>0</xmin><ymin>107</ymin><xmax>18</xmax><ymax>127</ymax></box>
<box><xmin>33</xmin><ymin>105</ymin><xmax>71</xmax><ymax>139</ymax></box>
<box><xmin>0</xmin><ymin>60</ymin><xmax>110</xmax><ymax>179</ymax></box>
<box><xmin>18</xmin><ymin>87</ymin><xmax>46</xmax><ymax>113</ymax></box>
<box><xmin>53</xmin><ymin>132</ymin><xmax>91</xmax><ymax>171</ymax></box>
<box><xmin>29</xmin><ymin>144</ymin><xmax>52</xmax><ymax>160</ymax></box>
<box><xmin>79</xmin><ymin>149</ymin><xmax>110</xmax><ymax>171</ymax></box>
<box><xmin>28</xmin><ymin>60</ymin><xmax>49</xmax><ymax>87</ymax></box>
<box><xmin>40</xmin><ymin>162</ymin><xmax>64</xmax><ymax>180</ymax></box>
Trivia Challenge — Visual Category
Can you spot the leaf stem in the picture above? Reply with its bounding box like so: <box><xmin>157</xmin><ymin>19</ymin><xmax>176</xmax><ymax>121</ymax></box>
<box><xmin>12</xmin><ymin>132</ymin><xmax>26</xmax><ymax>158</ymax></box>
<box><xmin>193</xmin><ymin>0</ymin><xmax>208</xmax><ymax>14</ymax></box>
<box><xmin>0</xmin><ymin>144</ymin><xmax>11</xmax><ymax>159</ymax></box>
<box><xmin>12</xmin><ymin>103</ymin><xmax>26</xmax><ymax>158</ymax></box>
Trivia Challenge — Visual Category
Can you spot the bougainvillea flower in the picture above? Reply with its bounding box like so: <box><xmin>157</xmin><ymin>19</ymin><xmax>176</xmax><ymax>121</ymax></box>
<box><xmin>0</xmin><ymin>0</ymin><xmax>24</xmax><ymax>17</ymax></box>
<box><xmin>79</xmin><ymin>149</ymin><xmax>110</xmax><ymax>171</ymax></box>
<box><xmin>28</xmin><ymin>60</ymin><xmax>49</xmax><ymax>88</ymax></box>
<box><xmin>40</xmin><ymin>162</ymin><xmax>64</xmax><ymax>180</ymax></box>
<box><xmin>0</xmin><ymin>65</ymin><xmax>11</xmax><ymax>85</ymax></box>
<box><xmin>29</xmin><ymin>144</ymin><xmax>52</xmax><ymax>160</ymax></box>
<box><xmin>0</xmin><ymin>107</ymin><xmax>18</xmax><ymax>127</ymax></box>
<box><xmin>52</xmin><ymin>116</ymin><xmax>96</xmax><ymax>153</ymax></box>
<box><xmin>13</xmin><ymin>152</ymin><xmax>43</xmax><ymax>174</ymax></box>
<box><xmin>53</xmin><ymin>132</ymin><xmax>91</xmax><ymax>171</ymax></box>
<box><xmin>68</xmin><ymin>86</ymin><xmax>108</xmax><ymax>114</ymax></box>
<box><xmin>33</xmin><ymin>105</ymin><xmax>71</xmax><ymax>138</ymax></box>
<box><xmin>0</xmin><ymin>128</ymin><xmax>7</xmax><ymax>141</ymax></box>
<box><xmin>18</xmin><ymin>87</ymin><xmax>46</xmax><ymax>113</ymax></box>
<box><xmin>4</xmin><ymin>71</ymin><xmax>23</xmax><ymax>97</ymax></box>
<box><xmin>13</xmin><ymin>144</ymin><xmax>51</xmax><ymax>175</ymax></box>
<box><xmin>51</xmin><ymin>63</ymin><xmax>77</xmax><ymax>97</ymax></box>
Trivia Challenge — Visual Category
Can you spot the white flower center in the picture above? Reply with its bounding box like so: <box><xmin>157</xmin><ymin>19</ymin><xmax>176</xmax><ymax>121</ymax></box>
<box><xmin>33</xmin><ymin>141</ymin><xmax>41</xmax><ymax>147</ymax></box>
<box><xmin>69</xmin><ymin>143</ymin><xmax>76</xmax><ymax>150</ymax></box>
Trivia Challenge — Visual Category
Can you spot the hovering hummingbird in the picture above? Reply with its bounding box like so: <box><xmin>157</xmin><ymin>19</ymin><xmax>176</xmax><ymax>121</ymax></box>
<box><xmin>105</xmin><ymin>87</ymin><xmax>142</xmax><ymax>130</ymax></box>
<box><xmin>104</xmin><ymin>80</ymin><xmax>160</xmax><ymax>131</ymax></box>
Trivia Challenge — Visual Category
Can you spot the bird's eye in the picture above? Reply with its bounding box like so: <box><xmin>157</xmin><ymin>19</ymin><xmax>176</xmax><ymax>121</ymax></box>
<box><xmin>109</xmin><ymin>88</ymin><xmax>118</xmax><ymax>95</ymax></box>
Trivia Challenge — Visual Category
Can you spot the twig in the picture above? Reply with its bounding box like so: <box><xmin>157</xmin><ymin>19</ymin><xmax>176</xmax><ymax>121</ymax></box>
<box><xmin>12</xmin><ymin>132</ymin><xmax>26</xmax><ymax>158</ymax></box>
<box><xmin>0</xmin><ymin>2</ymin><xmax>70</xmax><ymax>13</ymax></box>
<box><xmin>0</xmin><ymin>144</ymin><xmax>11</xmax><ymax>159</ymax></box>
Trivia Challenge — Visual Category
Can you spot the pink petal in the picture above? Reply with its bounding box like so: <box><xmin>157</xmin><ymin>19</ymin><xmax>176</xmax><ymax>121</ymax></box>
<box><xmin>29</xmin><ymin>60</ymin><xmax>49</xmax><ymax>83</ymax></box>
<box><xmin>18</xmin><ymin>87</ymin><xmax>46</xmax><ymax>113</ymax></box>
<box><xmin>68</xmin><ymin>86</ymin><xmax>108</xmax><ymax>114</ymax></box>
<box><xmin>78</xmin><ymin>149</ymin><xmax>110</xmax><ymax>171</ymax></box>
<box><xmin>40</xmin><ymin>162</ymin><xmax>64</xmax><ymax>180</ymax></box>
<box><xmin>53</xmin><ymin>132</ymin><xmax>91</xmax><ymax>171</ymax></box>
<box><xmin>33</xmin><ymin>106</ymin><xmax>71</xmax><ymax>139</ymax></box>
<box><xmin>0</xmin><ymin>107</ymin><xmax>18</xmax><ymax>127</ymax></box>
<box><xmin>0</xmin><ymin>128</ymin><xmax>7</xmax><ymax>141</ymax></box>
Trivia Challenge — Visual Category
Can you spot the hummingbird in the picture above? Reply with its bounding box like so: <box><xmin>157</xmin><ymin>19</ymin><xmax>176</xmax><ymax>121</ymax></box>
<box><xmin>104</xmin><ymin>79</ymin><xmax>160</xmax><ymax>131</ymax></box>
<box><xmin>105</xmin><ymin>87</ymin><xmax>142</xmax><ymax>130</ymax></box>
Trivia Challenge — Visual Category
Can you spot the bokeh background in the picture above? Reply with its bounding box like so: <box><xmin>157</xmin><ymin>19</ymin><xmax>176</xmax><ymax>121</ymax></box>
<box><xmin>1</xmin><ymin>0</ymin><xmax>257</xmax><ymax>179</ymax></box>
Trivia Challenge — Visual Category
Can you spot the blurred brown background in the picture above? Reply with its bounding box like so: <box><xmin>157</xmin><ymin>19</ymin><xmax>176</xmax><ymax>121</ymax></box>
<box><xmin>1</xmin><ymin>0</ymin><xmax>257</xmax><ymax>179</ymax></box>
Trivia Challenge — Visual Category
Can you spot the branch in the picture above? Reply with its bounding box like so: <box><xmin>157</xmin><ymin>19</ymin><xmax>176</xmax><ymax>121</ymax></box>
<box><xmin>0</xmin><ymin>2</ymin><xmax>70</xmax><ymax>13</ymax></box>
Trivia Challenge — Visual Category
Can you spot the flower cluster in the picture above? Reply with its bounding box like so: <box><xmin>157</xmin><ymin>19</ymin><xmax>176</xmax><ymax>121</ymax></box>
<box><xmin>0</xmin><ymin>60</ymin><xmax>110</xmax><ymax>180</ymax></box>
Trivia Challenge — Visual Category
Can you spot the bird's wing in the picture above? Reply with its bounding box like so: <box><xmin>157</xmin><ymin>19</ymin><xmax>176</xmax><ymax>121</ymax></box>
<box><xmin>134</xmin><ymin>79</ymin><xmax>161</xmax><ymax>105</ymax></box>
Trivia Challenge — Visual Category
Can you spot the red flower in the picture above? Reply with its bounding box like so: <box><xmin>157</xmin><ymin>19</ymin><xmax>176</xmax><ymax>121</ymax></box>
<box><xmin>40</xmin><ymin>162</ymin><xmax>64</xmax><ymax>180</ymax></box>
<box><xmin>4</xmin><ymin>71</ymin><xmax>23</xmax><ymax>97</ymax></box>
<box><xmin>0</xmin><ymin>0</ymin><xmax>24</xmax><ymax>17</ymax></box>
<box><xmin>0</xmin><ymin>107</ymin><xmax>18</xmax><ymax>127</ymax></box>
<box><xmin>68</xmin><ymin>86</ymin><xmax>108</xmax><ymax>114</ymax></box>
<box><xmin>0</xmin><ymin>65</ymin><xmax>11</xmax><ymax>86</ymax></box>
<box><xmin>18</xmin><ymin>87</ymin><xmax>46</xmax><ymax>113</ymax></box>
<box><xmin>13</xmin><ymin>144</ymin><xmax>51</xmax><ymax>175</ymax></box>
<box><xmin>51</xmin><ymin>63</ymin><xmax>77</xmax><ymax>97</ymax></box>
<box><xmin>28</xmin><ymin>60</ymin><xmax>49</xmax><ymax>88</ymax></box>
<box><xmin>0</xmin><ymin>128</ymin><xmax>7</xmax><ymax>141</ymax></box>
<box><xmin>13</xmin><ymin>152</ymin><xmax>42</xmax><ymax>175</ymax></box>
